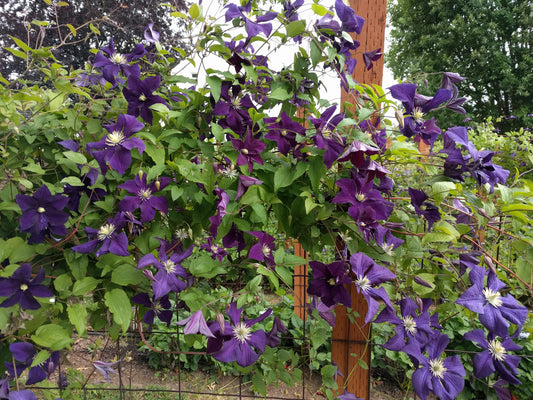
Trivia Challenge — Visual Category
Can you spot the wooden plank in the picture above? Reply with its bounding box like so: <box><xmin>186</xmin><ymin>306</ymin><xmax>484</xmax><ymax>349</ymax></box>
<box><xmin>332</xmin><ymin>0</ymin><xmax>388</xmax><ymax>398</ymax></box>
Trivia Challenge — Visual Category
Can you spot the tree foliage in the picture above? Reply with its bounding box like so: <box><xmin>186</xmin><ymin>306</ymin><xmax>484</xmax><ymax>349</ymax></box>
<box><xmin>387</xmin><ymin>0</ymin><xmax>533</xmax><ymax>130</ymax></box>
<box><xmin>0</xmin><ymin>0</ymin><xmax>187</xmax><ymax>81</ymax></box>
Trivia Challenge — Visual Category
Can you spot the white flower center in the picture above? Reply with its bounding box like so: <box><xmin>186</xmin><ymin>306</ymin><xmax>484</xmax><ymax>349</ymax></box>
<box><xmin>356</xmin><ymin>193</ymin><xmax>365</xmax><ymax>202</ymax></box>
<box><xmin>137</xmin><ymin>188</ymin><xmax>152</xmax><ymax>201</ymax></box>
<box><xmin>111</xmin><ymin>53</ymin><xmax>127</xmax><ymax>65</ymax></box>
<box><xmin>381</xmin><ymin>243</ymin><xmax>394</xmax><ymax>255</ymax></box>
<box><xmin>162</xmin><ymin>260</ymin><xmax>176</xmax><ymax>274</ymax></box>
<box><xmin>412</xmin><ymin>107</ymin><xmax>424</xmax><ymax>124</ymax></box>
<box><xmin>231</xmin><ymin>97</ymin><xmax>241</xmax><ymax>107</ymax></box>
<box><xmin>37</xmin><ymin>207</ymin><xmax>46</xmax><ymax>213</ymax></box>
<box><xmin>20</xmin><ymin>283</ymin><xmax>29</xmax><ymax>291</ymax></box>
<box><xmin>174</xmin><ymin>228</ymin><xmax>189</xmax><ymax>240</ymax></box>
<box><xmin>488</xmin><ymin>339</ymin><xmax>507</xmax><ymax>361</ymax></box>
<box><xmin>402</xmin><ymin>315</ymin><xmax>417</xmax><ymax>335</ymax></box>
<box><xmin>105</xmin><ymin>130</ymin><xmax>126</xmax><ymax>147</ymax></box>
<box><xmin>483</xmin><ymin>288</ymin><xmax>503</xmax><ymax>308</ymax></box>
<box><xmin>355</xmin><ymin>275</ymin><xmax>371</xmax><ymax>292</ymax></box>
<box><xmin>281</xmin><ymin>130</ymin><xmax>288</xmax><ymax>137</ymax></box>
<box><xmin>262</xmin><ymin>244</ymin><xmax>271</xmax><ymax>258</ymax></box>
<box><xmin>97</xmin><ymin>223</ymin><xmax>115</xmax><ymax>240</ymax></box>
<box><xmin>233</xmin><ymin>322</ymin><xmax>251</xmax><ymax>343</ymax></box>
<box><xmin>241</xmin><ymin>148</ymin><xmax>249</xmax><ymax>155</ymax></box>
<box><xmin>429</xmin><ymin>358</ymin><xmax>447</xmax><ymax>379</ymax></box>
<box><xmin>139</xmin><ymin>93</ymin><xmax>147</xmax><ymax>101</ymax></box>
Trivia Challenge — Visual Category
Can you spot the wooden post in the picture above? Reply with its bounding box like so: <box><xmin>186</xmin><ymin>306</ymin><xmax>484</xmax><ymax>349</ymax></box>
<box><xmin>294</xmin><ymin>240</ymin><xmax>308</xmax><ymax>321</ymax></box>
<box><xmin>332</xmin><ymin>1</ymin><xmax>387</xmax><ymax>399</ymax></box>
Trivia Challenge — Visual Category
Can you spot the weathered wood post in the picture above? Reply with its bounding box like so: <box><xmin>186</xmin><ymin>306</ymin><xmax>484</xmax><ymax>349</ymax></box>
<box><xmin>332</xmin><ymin>1</ymin><xmax>387</xmax><ymax>398</ymax></box>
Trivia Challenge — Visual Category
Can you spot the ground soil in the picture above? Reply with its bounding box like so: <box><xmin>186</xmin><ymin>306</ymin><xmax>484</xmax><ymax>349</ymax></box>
<box><xmin>58</xmin><ymin>333</ymin><xmax>429</xmax><ymax>400</ymax></box>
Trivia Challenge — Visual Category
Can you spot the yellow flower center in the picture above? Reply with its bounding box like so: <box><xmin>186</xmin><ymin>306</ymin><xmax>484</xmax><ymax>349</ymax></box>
<box><xmin>97</xmin><ymin>223</ymin><xmax>115</xmax><ymax>240</ymax></box>
<box><xmin>356</xmin><ymin>193</ymin><xmax>365</xmax><ymax>202</ymax></box>
<box><xmin>488</xmin><ymin>339</ymin><xmax>507</xmax><ymax>361</ymax></box>
<box><xmin>137</xmin><ymin>188</ymin><xmax>152</xmax><ymax>201</ymax></box>
<box><xmin>20</xmin><ymin>283</ymin><xmax>29</xmax><ymax>291</ymax></box>
<box><xmin>281</xmin><ymin>130</ymin><xmax>288</xmax><ymax>137</ymax></box>
<box><xmin>233</xmin><ymin>322</ymin><xmax>251</xmax><ymax>343</ymax></box>
<box><xmin>483</xmin><ymin>288</ymin><xmax>503</xmax><ymax>308</ymax></box>
<box><xmin>105</xmin><ymin>130</ymin><xmax>126</xmax><ymax>147</ymax></box>
<box><xmin>241</xmin><ymin>148</ymin><xmax>249</xmax><ymax>155</ymax></box>
<box><xmin>328</xmin><ymin>277</ymin><xmax>336</xmax><ymax>286</ymax></box>
<box><xmin>139</xmin><ymin>93</ymin><xmax>147</xmax><ymax>102</ymax></box>
<box><xmin>412</xmin><ymin>107</ymin><xmax>424</xmax><ymax>124</ymax></box>
<box><xmin>37</xmin><ymin>207</ymin><xmax>46</xmax><ymax>213</ymax></box>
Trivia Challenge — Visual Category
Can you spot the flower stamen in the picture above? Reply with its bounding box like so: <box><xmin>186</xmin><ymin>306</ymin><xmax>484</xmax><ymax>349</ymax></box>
<box><xmin>233</xmin><ymin>322</ymin><xmax>251</xmax><ymax>343</ymax></box>
<box><xmin>97</xmin><ymin>223</ymin><xmax>116</xmax><ymax>240</ymax></box>
<box><xmin>483</xmin><ymin>288</ymin><xmax>503</xmax><ymax>308</ymax></box>
<box><xmin>105</xmin><ymin>130</ymin><xmax>126</xmax><ymax>147</ymax></box>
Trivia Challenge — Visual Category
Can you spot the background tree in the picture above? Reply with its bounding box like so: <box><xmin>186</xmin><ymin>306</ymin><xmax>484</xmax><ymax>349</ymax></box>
<box><xmin>386</xmin><ymin>0</ymin><xmax>533</xmax><ymax>130</ymax></box>
<box><xmin>0</xmin><ymin>0</ymin><xmax>188</xmax><ymax>81</ymax></box>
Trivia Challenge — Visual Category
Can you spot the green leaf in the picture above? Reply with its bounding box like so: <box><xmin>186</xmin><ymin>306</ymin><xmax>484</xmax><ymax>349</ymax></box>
<box><xmin>145</xmin><ymin>142</ymin><xmax>166</xmax><ymax>165</ymax></box>
<box><xmin>54</xmin><ymin>274</ymin><xmax>73</xmax><ymax>293</ymax></box>
<box><xmin>270</xmin><ymin>86</ymin><xmax>292</xmax><ymax>101</ymax></box>
<box><xmin>189</xmin><ymin>3</ymin><xmax>200</xmax><ymax>18</ymax></box>
<box><xmin>431</xmin><ymin>181</ymin><xmax>456</xmax><ymax>205</ymax></box>
<box><xmin>206</xmin><ymin>75</ymin><xmax>222</xmax><ymax>103</ymax></box>
<box><xmin>111</xmin><ymin>264</ymin><xmax>144</xmax><ymax>286</ymax></box>
<box><xmin>189</xmin><ymin>254</ymin><xmax>226</xmax><ymax>278</ymax></box>
<box><xmin>286</xmin><ymin>20</ymin><xmax>306</xmax><ymax>37</ymax></box>
<box><xmin>72</xmin><ymin>277</ymin><xmax>99</xmax><ymax>296</ymax></box>
<box><xmin>10</xmin><ymin>36</ymin><xmax>31</xmax><ymax>52</ymax></box>
<box><xmin>0</xmin><ymin>237</ymin><xmax>35</xmax><ymax>263</ymax></box>
<box><xmin>31</xmin><ymin>350</ymin><xmax>51</xmax><ymax>368</ymax></box>
<box><xmin>66</xmin><ymin>24</ymin><xmax>77</xmax><ymax>37</ymax></box>
<box><xmin>104</xmin><ymin>288</ymin><xmax>132</xmax><ymax>333</ymax></box>
<box><xmin>312</xmin><ymin>3</ymin><xmax>328</xmax><ymax>16</ymax></box>
<box><xmin>0</xmin><ymin>202</ymin><xmax>21</xmax><ymax>212</ymax></box>
<box><xmin>68</xmin><ymin>303</ymin><xmax>88</xmax><ymax>336</ymax></box>
<box><xmin>211</xmin><ymin>123</ymin><xmax>224</xmax><ymax>142</ymax></box>
<box><xmin>274</xmin><ymin>165</ymin><xmax>294</xmax><ymax>192</ymax></box>
<box><xmin>310</xmin><ymin>40</ymin><xmax>322</xmax><ymax>67</ymax></box>
<box><xmin>63</xmin><ymin>150</ymin><xmax>87</xmax><ymax>164</ymax></box>
<box><xmin>31</xmin><ymin>324</ymin><xmax>72</xmax><ymax>351</ymax></box>
<box><xmin>252</xmin><ymin>372</ymin><xmax>267</xmax><ymax>397</ymax></box>
<box><xmin>5</xmin><ymin>47</ymin><xmax>27</xmax><ymax>60</ymax></box>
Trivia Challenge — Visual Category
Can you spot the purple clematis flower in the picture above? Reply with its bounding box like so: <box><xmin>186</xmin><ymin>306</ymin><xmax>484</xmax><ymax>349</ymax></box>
<box><xmin>307</xmin><ymin>260</ymin><xmax>352</xmax><ymax>308</ymax></box>
<box><xmin>349</xmin><ymin>252</ymin><xmax>396</xmax><ymax>324</ymax></box>
<box><xmin>456</xmin><ymin>266</ymin><xmax>528</xmax><ymax>337</ymax></box>
<box><xmin>71</xmin><ymin>213</ymin><xmax>129</xmax><ymax>257</ymax></box>
<box><xmin>93</xmin><ymin>38</ymin><xmax>143</xmax><ymax>84</ymax></box>
<box><xmin>222</xmin><ymin>224</ymin><xmax>246</xmax><ymax>252</ymax></box>
<box><xmin>405</xmin><ymin>333</ymin><xmax>465</xmax><ymax>400</ymax></box>
<box><xmin>118</xmin><ymin>174</ymin><xmax>170</xmax><ymax>223</ymax></box>
<box><xmin>87</xmin><ymin>114</ymin><xmax>145</xmax><ymax>176</ymax></box>
<box><xmin>209</xmin><ymin>187</ymin><xmax>230</xmax><ymax>238</ymax></box>
<box><xmin>439</xmin><ymin>72</ymin><xmax>467</xmax><ymax>115</ymax></box>
<box><xmin>374</xmin><ymin>296</ymin><xmax>435</xmax><ymax>351</ymax></box>
<box><xmin>137</xmin><ymin>244</ymin><xmax>193</xmax><ymax>299</ymax></box>
<box><xmin>201</xmin><ymin>237</ymin><xmax>229</xmax><ymax>262</ymax></box>
<box><xmin>334</xmin><ymin>0</ymin><xmax>365</xmax><ymax>34</ymax></box>
<box><xmin>5</xmin><ymin>342</ymin><xmax>59</xmax><ymax>385</ymax></box>
<box><xmin>231</xmin><ymin>131</ymin><xmax>266</xmax><ymax>173</ymax></box>
<box><xmin>307</xmin><ymin>296</ymin><xmax>336</xmax><ymax>327</ymax></box>
<box><xmin>0</xmin><ymin>264</ymin><xmax>53</xmax><ymax>310</ymax></box>
<box><xmin>93</xmin><ymin>360</ymin><xmax>119</xmax><ymax>382</ymax></box>
<box><xmin>247</xmin><ymin>231</ymin><xmax>276</xmax><ymax>267</ymax></box>
<box><xmin>235</xmin><ymin>175</ymin><xmax>262</xmax><ymax>200</ymax></box>
<box><xmin>362</xmin><ymin>48</ymin><xmax>382</xmax><ymax>70</ymax></box>
<box><xmin>207</xmin><ymin>302</ymin><xmax>272</xmax><ymax>367</ymax></box>
<box><xmin>408</xmin><ymin>188</ymin><xmax>441</xmax><ymax>230</ymax></box>
<box><xmin>309</xmin><ymin>105</ymin><xmax>346</xmax><ymax>168</ymax></box>
<box><xmin>123</xmin><ymin>75</ymin><xmax>169</xmax><ymax>125</ymax></box>
<box><xmin>264</xmin><ymin>111</ymin><xmax>306</xmax><ymax>156</ymax></box>
<box><xmin>225</xmin><ymin>2</ymin><xmax>277</xmax><ymax>38</ymax></box>
<box><xmin>265</xmin><ymin>316</ymin><xmax>287</xmax><ymax>348</ymax></box>
<box><xmin>282</xmin><ymin>0</ymin><xmax>304</xmax><ymax>42</ymax></box>
<box><xmin>131</xmin><ymin>293</ymin><xmax>172</xmax><ymax>329</ymax></box>
<box><xmin>7</xmin><ymin>390</ymin><xmax>38</xmax><ymax>400</ymax></box>
<box><xmin>212</xmin><ymin>82</ymin><xmax>256</xmax><ymax>135</ymax></box>
<box><xmin>15</xmin><ymin>185</ymin><xmax>69</xmax><ymax>244</ymax></box>
<box><xmin>389</xmin><ymin>83</ymin><xmax>452</xmax><ymax>147</ymax></box>
<box><xmin>464</xmin><ymin>329</ymin><xmax>522</xmax><ymax>385</ymax></box>
<box><xmin>337</xmin><ymin>391</ymin><xmax>364</xmax><ymax>400</ymax></box>
<box><xmin>177</xmin><ymin>310</ymin><xmax>215</xmax><ymax>338</ymax></box>
<box><xmin>373</xmin><ymin>225</ymin><xmax>404</xmax><ymax>255</ymax></box>
<box><xmin>144</xmin><ymin>23</ymin><xmax>160</xmax><ymax>44</ymax></box>
<box><xmin>63</xmin><ymin>167</ymin><xmax>107</xmax><ymax>212</ymax></box>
